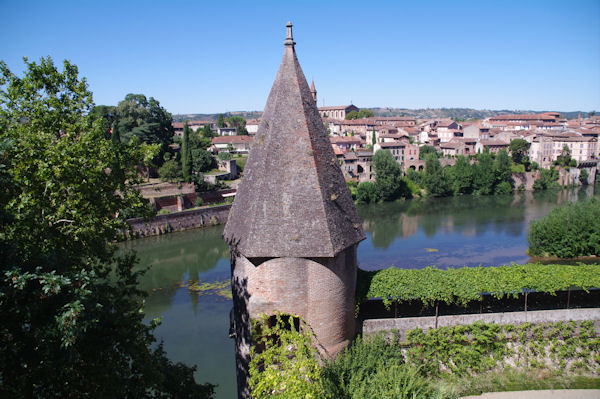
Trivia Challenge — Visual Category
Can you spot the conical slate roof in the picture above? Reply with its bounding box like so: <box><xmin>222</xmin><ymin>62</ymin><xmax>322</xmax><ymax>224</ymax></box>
<box><xmin>224</xmin><ymin>23</ymin><xmax>365</xmax><ymax>258</ymax></box>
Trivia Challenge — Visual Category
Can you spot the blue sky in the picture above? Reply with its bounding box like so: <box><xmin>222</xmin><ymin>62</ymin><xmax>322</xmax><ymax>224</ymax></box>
<box><xmin>1</xmin><ymin>0</ymin><xmax>599</xmax><ymax>114</ymax></box>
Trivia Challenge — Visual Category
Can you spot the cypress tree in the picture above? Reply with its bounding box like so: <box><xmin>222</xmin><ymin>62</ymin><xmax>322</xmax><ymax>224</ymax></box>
<box><xmin>182</xmin><ymin>121</ymin><xmax>192</xmax><ymax>182</ymax></box>
<box><xmin>111</xmin><ymin>120</ymin><xmax>120</xmax><ymax>145</ymax></box>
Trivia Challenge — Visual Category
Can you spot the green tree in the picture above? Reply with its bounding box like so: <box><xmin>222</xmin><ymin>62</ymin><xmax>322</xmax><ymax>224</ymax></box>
<box><xmin>200</xmin><ymin>123</ymin><xmax>214</xmax><ymax>138</ymax></box>
<box><xmin>345</xmin><ymin>110</ymin><xmax>359</xmax><ymax>120</ymax></box>
<box><xmin>89</xmin><ymin>104</ymin><xmax>117</xmax><ymax>139</ymax></box>
<box><xmin>419</xmin><ymin>145</ymin><xmax>438</xmax><ymax>160</ymax></box>
<box><xmin>472</xmin><ymin>151</ymin><xmax>496</xmax><ymax>195</ymax></box>
<box><xmin>371</xmin><ymin>129</ymin><xmax>376</xmax><ymax>146</ymax></box>
<box><xmin>554</xmin><ymin>145</ymin><xmax>573</xmax><ymax>167</ymax></box>
<box><xmin>373</xmin><ymin>150</ymin><xmax>410</xmax><ymax>201</ymax></box>
<box><xmin>0</xmin><ymin>57</ymin><xmax>214</xmax><ymax>398</ymax></box>
<box><xmin>451</xmin><ymin>155</ymin><xmax>473</xmax><ymax>195</ymax></box>
<box><xmin>508</xmin><ymin>139</ymin><xmax>530</xmax><ymax>164</ymax></box>
<box><xmin>356</xmin><ymin>181</ymin><xmax>381</xmax><ymax>204</ymax></box>
<box><xmin>111</xmin><ymin>120</ymin><xmax>120</xmax><ymax>146</ymax></box>
<box><xmin>216</xmin><ymin>113</ymin><xmax>226</xmax><ymax>128</ymax></box>
<box><xmin>580</xmin><ymin>169</ymin><xmax>589</xmax><ymax>185</ymax></box>
<box><xmin>181</xmin><ymin>121</ymin><xmax>192</xmax><ymax>182</ymax></box>
<box><xmin>494</xmin><ymin>149</ymin><xmax>513</xmax><ymax>191</ymax></box>
<box><xmin>115</xmin><ymin>93</ymin><xmax>174</xmax><ymax>165</ymax></box>
<box><xmin>533</xmin><ymin>167</ymin><xmax>559</xmax><ymax>191</ymax></box>
<box><xmin>423</xmin><ymin>154</ymin><xmax>452</xmax><ymax>197</ymax></box>
<box><xmin>225</xmin><ymin>116</ymin><xmax>247</xmax><ymax>135</ymax></box>
<box><xmin>357</xmin><ymin>109</ymin><xmax>374</xmax><ymax>119</ymax></box>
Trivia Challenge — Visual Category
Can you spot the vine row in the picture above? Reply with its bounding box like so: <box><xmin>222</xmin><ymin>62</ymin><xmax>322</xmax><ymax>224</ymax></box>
<box><xmin>357</xmin><ymin>263</ymin><xmax>600</xmax><ymax>307</ymax></box>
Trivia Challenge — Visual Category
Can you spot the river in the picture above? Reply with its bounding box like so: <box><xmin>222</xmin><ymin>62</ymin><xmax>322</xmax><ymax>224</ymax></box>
<box><xmin>121</xmin><ymin>186</ymin><xmax>599</xmax><ymax>398</ymax></box>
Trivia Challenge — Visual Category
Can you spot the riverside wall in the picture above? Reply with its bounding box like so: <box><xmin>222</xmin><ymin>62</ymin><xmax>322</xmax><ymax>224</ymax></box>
<box><xmin>125</xmin><ymin>205</ymin><xmax>231</xmax><ymax>239</ymax></box>
<box><xmin>362</xmin><ymin>308</ymin><xmax>600</xmax><ymax>340</ymax></box>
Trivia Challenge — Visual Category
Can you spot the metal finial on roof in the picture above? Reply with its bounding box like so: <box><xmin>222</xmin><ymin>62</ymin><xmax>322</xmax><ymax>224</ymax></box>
<box><xmin>284</xmin><ymin>21</ymin><xmax>295</xmax><ymax>46</ymax></box>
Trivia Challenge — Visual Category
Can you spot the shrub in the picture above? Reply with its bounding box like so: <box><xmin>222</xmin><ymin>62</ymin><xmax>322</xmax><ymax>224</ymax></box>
<box><xmin>356</xmin><ymin>181</ymin><xmax>380</xmax><ymax>204</ymax></box>
<box><xmin>157</xmin><ymin>208</ymin><xmax>170</xmax><ymax>215</ymax></box>
<box><xmin>580</xmin><ymin>169</ymin><xmax>589</xmax><ymax>185</ymax></box>
<box><xmin>195</xmin><ymin>197</ymin><xmax>204</xmax><ymax>207</ymax></box>
<box><xmin>528</xmin><ymin>198</ymin><xmax>600</xmax><ymax>258</ymax></box>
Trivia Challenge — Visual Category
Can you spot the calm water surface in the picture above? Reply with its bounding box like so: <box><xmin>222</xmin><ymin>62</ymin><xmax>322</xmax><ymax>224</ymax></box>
<box><xmin>121</xmin><ymin>186</ymin><xmax>599</xmax><ymax>398</ymax></box>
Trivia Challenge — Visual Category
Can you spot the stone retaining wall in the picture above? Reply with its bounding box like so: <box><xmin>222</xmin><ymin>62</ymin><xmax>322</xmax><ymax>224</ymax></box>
<box><xmin>362</xmin><ymin>308</ymin><xmax>600</xmax><ymax>340</ymax></box>
<box><xmin>125</xmin><ymin>204</ymin><xmax>231</xmax><ymax>238</ymax></box>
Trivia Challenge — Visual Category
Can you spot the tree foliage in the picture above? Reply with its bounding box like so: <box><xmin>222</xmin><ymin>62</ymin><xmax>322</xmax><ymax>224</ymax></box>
<box><xmin>114</xmin><ymin>93</ymin><xmax>174</xmax><ymax>165</ymax></box>
<box><xmin>181</xmin><ymin>121</ymin><xmax>192</xmax><ymax>182</ymax></box>
<box><xmin>509</xmin><ymin>139</ymin><xmax>530</xmax><ymax>165</ymax></box>
<box><xmin>423</xmin><ymin>154</ymin><xmax>451</xmax><ymax>197</ymax></box>
<box><xmin>357</xmin><ymin>109</ymin><xmax>374</xmax><ymax>119</ymax></box>
<box><xmin>528</xmin><ymin>198</ymin><xmax>600</xmax><ymax>258</ymax></box>
<box><xmin>356</xmin><ymin>181</ymin><xmax>380</xmax><ymax>204</ymax></box>
<box><xmin>225</xmin><ymin>116</ymin><xmax>247</xmax><ymax>135</ymax></box>
<box><xmin>0</xmin><ymin>57</ymin><xmax>213</xmax><ymax>398</ymax></box>
<box><xmin>373</xmin><ymin>150</ymin><xmax>410</xmax><ymax>201</ymax></box>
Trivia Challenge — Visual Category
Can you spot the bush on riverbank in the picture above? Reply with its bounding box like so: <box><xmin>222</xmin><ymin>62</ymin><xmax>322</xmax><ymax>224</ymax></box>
<box><xmin>528</xmin><ymin>198</ymin><xmax>600</xmax><ymax>258</ymax></box>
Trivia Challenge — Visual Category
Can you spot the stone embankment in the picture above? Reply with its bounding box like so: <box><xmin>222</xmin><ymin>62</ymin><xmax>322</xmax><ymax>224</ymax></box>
<box><xmin>125</xmin><ymin>205</ymin><xmax>231</xmax><ymax>239</ymax></box>
<box><xmin>362</xmin><ymin>308</ymin><xmax>600</xmax><ymax>340</ymax></box>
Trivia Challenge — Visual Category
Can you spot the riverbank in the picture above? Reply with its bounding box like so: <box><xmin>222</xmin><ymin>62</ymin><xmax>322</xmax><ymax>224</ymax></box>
<box><xmin>125</xmin><ymin>204</ymin><xmax>231</xmax><ymax>239</ymax></box>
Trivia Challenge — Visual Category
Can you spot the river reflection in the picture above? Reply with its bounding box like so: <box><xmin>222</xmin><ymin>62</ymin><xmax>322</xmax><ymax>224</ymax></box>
<box><xmin>356</xmin><ymin>186</ymin><xmax>599</xmax><ymax>270</ymax></box>
<box><xmin>122</xmin><ymin>185</ymin><xmax>599</xmax><ymax>398</ymax></box>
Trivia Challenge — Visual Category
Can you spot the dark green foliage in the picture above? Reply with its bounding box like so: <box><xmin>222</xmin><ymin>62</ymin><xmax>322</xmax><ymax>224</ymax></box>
<box><xmin>450</xmin><ymin>155</ymin><xmax>473</xmax><ymax>195</ymax></box>
<box><xmin>0</xmin><ymin>57</ymin><xmax>213</xmax><ymax>398</ymax></box>
<box><xmin>358</xmin><ymin>263</ymin><xmax>600</xmax><ymax>307</ymax></box>
<box><xmin>533</xmin><ymin>167</ymin><xmax>559</xmax><ymax>190</ymax></box>
<box><xmin>115</xmin><ymin>93</ymin><xmax>174</xmax><ymax>166</ymax></box>
<box><xmin>322</xmin><ymin>334</ymin><xmax>436</xmax><ymax>399</ymax></box>
<box><xmin>509</xmin><ymin>139</ymin><xmax>530</xmax><ymax>164</ymax></box>
<box><xmin>191</xmin><ymin>148</ymin><xmax>216</xmax><ymax>173</ymax></box>
<box><xmin>357</xmin><ymin>109</ymin><xmax>374</xmax><ymax>119</ymax></box>
<box><xmin>554</xmin><ymin>145</ymin><xmax>573</xmax><ymax>167</ymax></box>
<box><xmin>528</xmin><ymin>198</ymin><xmax>600</xmax><ymax>258</ymax></box>
<box><xmin>419</xmin><ymin>145</ymin><xmax>438</xmax><ymax>160</ymax></box>
<box><xmin>494</xmin><ymin>149</ymin><xmax>512</xmax><ymax>187</ymax></box>
<box><xmin>216</xmin><ymin>114</ymin><xmax>225</xmax><ymax>128</ymax></box>
<box><xmin>198</xmin><ymin>124</ymin><xmax>214</xmax><ymax>138</ymax></box>
<box><xmin>225</xmin><ymin>116</ymin><xmax>247</xmax><ymax>135</ymax></box>
<box><xmin>356</xmin><ymin>181</ymin><xmax>380</xmax><ymax>204</ymax></box>
<box><xmin>181</xmin><ymin>121</ymin><xmax>192</xmax><ymax>182</ymax></box>
<box><xmin>494</xmin><ymin>181</ymin><xmax>513</xmax><ymax>195</ymax></box>
<box><xmin>159</xmin><ymin>159</ymin><xmax>183</xmax><ymax>182</ymax></box>
<box><xmin>90</xmin><ymin>104</ymin><xmax>117</xmax><ymax>139</ymax></box>
<box><xmin>580</xmin><ymin>169</ymin><xmax>589</xmax><ymax>185</ymax></box>
<box><xmin>345</xmin><ymin>110</ymin><xmax>359</xmax><ymax>120</ymax></box>
<box><xmin>373</xmin><ymin>150</ymin><xmax>411</xmax><ymax>201</ymax></box>
<box><xmin>472</xmin><ymin>151</ymin><xmax>496</xmax><ymax>195</ymax></box>
<box><xmin>423</xmin><ymin>154</ymin><xmax>452</xmax><ymax>197</ymax></box>
<box><xmin>111</xmin><ymin>120</ymin><xmax>120</xmax><ymax>145</ymax></box>
<box><xmin>217</xmin><ymin>151</ymin><xmax>232</xmax><ymax>161</ymax></box>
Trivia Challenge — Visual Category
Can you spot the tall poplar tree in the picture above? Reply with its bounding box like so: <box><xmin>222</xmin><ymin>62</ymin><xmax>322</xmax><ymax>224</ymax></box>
<box><xmin>182</xmin><ymin>121</ymin><xmax>192</xmax><ymax>182</ymax></box>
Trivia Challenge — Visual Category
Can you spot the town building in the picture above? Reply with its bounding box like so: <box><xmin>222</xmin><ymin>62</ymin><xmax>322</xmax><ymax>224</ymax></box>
<box><xmin>210</xmin><ymin>135</ymin><xmax>253</xmax><ymax>153</ymax></box>
<box><xmin>318</xmin><ymin>104</ymin><xmax>359</xmax><ymax>120</ymax></box>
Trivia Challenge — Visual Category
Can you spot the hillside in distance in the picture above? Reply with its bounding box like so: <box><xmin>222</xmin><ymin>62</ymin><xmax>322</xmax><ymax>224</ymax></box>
<box><xmin>173</xmin><ymin>108</ymin><xmax>592</xmax><ymax>122</ymax></box>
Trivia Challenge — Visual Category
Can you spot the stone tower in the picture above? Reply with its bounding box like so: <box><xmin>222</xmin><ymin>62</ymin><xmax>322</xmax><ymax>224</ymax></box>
<box><xmin>224</xmin><ymin>22</ymin><xmax>365</xmax><ymax>398</ymax></box>
<box><xmin>310</xmin><ymin>79</ymin><xmax>317</xmax><ymax>103</ymax></box>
